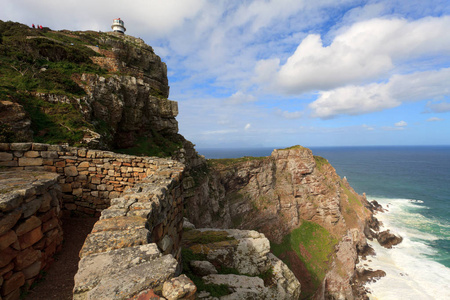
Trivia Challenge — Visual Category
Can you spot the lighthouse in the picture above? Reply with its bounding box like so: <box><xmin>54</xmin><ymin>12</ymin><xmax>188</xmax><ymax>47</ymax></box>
<box><xmin>111</xmin><ymin>18</ymin><xmax>126</xmax><ymax>34</ymax></box>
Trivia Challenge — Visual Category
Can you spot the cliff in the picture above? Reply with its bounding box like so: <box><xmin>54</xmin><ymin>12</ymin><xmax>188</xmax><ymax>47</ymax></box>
<box><xmin>184</xmin><ymin>146</ymin><xmax>374</xmax><ymax>299</ymax></box>
<box><xmin>0</xmin><ymin>20</ymin><xmax>201</xmax><ymax>167</ymax></box>
<box><xmin>0</xmin><ymin>21</ymin><xmax>388</xmax><ymax>300</ymax></box>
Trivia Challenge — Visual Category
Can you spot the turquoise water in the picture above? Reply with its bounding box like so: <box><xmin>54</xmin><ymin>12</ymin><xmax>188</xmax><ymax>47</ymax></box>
<box><xmin>198</xmin><ymin>146</ymin><xmax>450</xmax><ymax>299</ymax></box>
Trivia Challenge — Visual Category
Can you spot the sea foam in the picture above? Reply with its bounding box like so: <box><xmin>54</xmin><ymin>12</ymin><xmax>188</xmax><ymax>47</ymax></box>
<box><xmin>360</xmin><ymin>197</ymin><xmax>450</xmax><ymax>300</ymax></box>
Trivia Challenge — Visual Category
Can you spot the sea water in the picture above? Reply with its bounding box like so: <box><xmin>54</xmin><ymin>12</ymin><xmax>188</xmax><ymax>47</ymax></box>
<box><xmin>198</xmin><ymin>146</ymin><xmax>450</xmax><ymax>299</ymax></box>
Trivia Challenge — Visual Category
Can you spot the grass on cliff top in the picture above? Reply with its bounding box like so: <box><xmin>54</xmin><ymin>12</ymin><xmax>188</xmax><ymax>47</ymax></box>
<box><xmin>115</xmin><ymin>132</ymin><xmax>182</xmax><ymax>158</ymax></box>
<box><xmin>270</xmin><ymin>221</ymin><xmax>338</xmax><ymax>298</ymax></box>
<box><xmin>314</xmin><ymin>155</ymin><xmax>329</xmax><ymax>171</ymax></box>
<box><xmin>208</xmin><ymin>156</ymin><xmax>267</xmax><ymax>167</ymax></box>
<box><xmin>0</xmin><ymin>21</ymin><xmax>108</xmax><ymax>98</ymax></box>
<box><xmin>277</xmin><ymin>145</ymin><xmax>306</xmax><ymax>151</ymax></box>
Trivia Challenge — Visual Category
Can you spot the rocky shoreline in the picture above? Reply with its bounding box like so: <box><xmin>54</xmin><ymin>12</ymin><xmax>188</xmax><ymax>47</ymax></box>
<box><xmin>352</xmin><ymin>200</ymin><xmax>403</xmax><ymax>299</ymax></box>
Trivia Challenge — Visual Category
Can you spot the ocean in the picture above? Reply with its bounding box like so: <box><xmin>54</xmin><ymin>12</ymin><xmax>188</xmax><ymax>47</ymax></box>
<box><xmin>197</xmin><ymin>146</ymin><xmax>450</xmax><ymax>300</ymax></box>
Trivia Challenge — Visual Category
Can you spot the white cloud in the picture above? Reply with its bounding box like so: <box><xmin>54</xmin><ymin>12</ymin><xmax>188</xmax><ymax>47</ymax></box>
<box><xmin>309</xmin><ymin>68</ymin><xmax>450</xmax><ymax>119</ymax></box>
<box><xmin>275</xmin><ymin>109</ymin><xmax>304</xmax><ymax>119</ymax></box>
<box><xmin>226</xmin><ymin>91</ymin><xmax>256</xmax><ymax>104</ymax></box>
<box><xmin>395</xmin><ymin>120</ymin><xmax>407</xmax><ymax>127</ymax></box>
<box><xmin>426</xmin><ymin>101</ymin><xmax>450</xmax><ymax>113</ymax></box>
<box><xmin>256</xmin><ymin>16</ymin><xmax>450</xmax><ymax>94</ymax></box>
<box><xmin>427</xmin><ymin>117</ymin><xmax>444</xmax><ymax>122</ymax></box>
<box><xmin>244</xmin><ymin>123</ymin><xmax>251</xmax><ymax>130</ymax></box>
<box><xmin>362</xmin><ymin>124</ymin><xmax>375</xmax><ymax>131</ymax></box>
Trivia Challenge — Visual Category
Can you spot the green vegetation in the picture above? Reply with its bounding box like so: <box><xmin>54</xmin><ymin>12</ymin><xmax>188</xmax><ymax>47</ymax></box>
<box><xmin>115</xmin><ymin>131</ymin><xmax>182</xmax><ymax>158</ymax></box>
<box><xmin>208</xmin><ymin>156</ymin><xmax>267</xmax><ymax>167</ymax></box>
<box><xmin>314</xmin><ymin>155</ymin><xmax>329</xmax><ymax>171</ymax></box>
<box><xmin>278</xmin><ymin>145</ymin><xmax>306</xmax><ymax>150</ymax></box>
<box><xmin>270</xmin><ymin>221</ymin><xmax>338</xmax><ymax>297</ymax></box>
<box><xmin>181</xmin><ymin>248</ymin><xmax>231</xmax><ymax>297</ymax></box>
<box><xmin>340</xmin><ymin>181</ymin><xmax>362</xmax><ymax>207</ymax></box>
<box><xmin>0</xmin><ymin>21</ymin><xmax>109</xmax><ymax>146</ymax></box>
<box><xmin>0</xmin><ymin>21</ymin><xmax>107</xmax><ymax>98</ymax></box>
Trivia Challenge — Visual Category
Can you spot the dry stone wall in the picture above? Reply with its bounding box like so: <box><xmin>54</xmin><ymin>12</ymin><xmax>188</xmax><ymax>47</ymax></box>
<box><xmin>0</xmin><ymin>142</ymin><xmax>182</xmax><ymax>216</ymax></box>
<box><xmin>0</xmin><ymin>142</ymin><xmax>190</xmax><ymax>299</ymax></box>
<box><xmin>0</xmin><ymin>170</ymin><xmax>62</xmax><ymax>300</ymax></box>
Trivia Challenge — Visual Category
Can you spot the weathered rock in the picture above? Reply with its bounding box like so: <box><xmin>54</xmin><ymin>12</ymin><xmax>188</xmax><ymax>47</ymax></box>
<box><xmin>267</xmin><ymin>253</ymin><xmax>301</xmax><ymax>300</ymax></box>
<box><xmin>73</xmin><ymin>254</ymin><xmax>178</xmax><ymax>300</ymax></box>
<box><xmin>162</xmin><ymin>274</ymin><xmax>196</xmax><ymax>300</ymax></box>
<box><xmin>185</xmin><ymin>229</ymin><xmax>270</xmax><ymax>276</ymax></box>
<box><xmin>190</xmin><ymin>260</ymin><xmax>218</xmax><ymax>277</ymax></box>
<box><xmin>377</xmin><ymin>230</ymin><xmax>403</xmax><ymax>248</ymax></box>
<box><xmin>79</xmin><ymin>227</ymin><xmax>149</xmax><ymax>258</ymax></box>
<box><xmin>74</xmin><ymin>244</ymin><xmax>162</xmax><ymax>294</ymax></box>
<box><xmin>0</xmin><ymin>230</ymin><xmax>17</xmax><ymax>251</ymax></box>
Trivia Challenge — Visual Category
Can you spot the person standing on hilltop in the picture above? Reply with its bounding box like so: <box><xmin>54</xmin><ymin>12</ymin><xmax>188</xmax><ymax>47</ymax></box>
<box><xmin>32</xmin><ymin>24</ymin><xmax>35</xmax><ymax>28</ymax></box>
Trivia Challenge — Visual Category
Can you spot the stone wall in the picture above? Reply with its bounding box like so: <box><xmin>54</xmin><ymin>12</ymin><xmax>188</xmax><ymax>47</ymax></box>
<box><xmin>0</xmin><ymin>170</ymin><xmax>62</xmax><ymax>300</ymax></box>
<box><xmin>0</xmin><ymin>143</ymin><xmax>183</xmax><ymax>216</ymax></box>
<box><xmin>0</xmin><ymin>142</ymin><xmax>188</xmax><ymax>299</ymax></box>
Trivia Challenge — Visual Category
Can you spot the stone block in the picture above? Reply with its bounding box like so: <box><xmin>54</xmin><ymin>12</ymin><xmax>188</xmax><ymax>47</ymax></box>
<box><xmin>21</xmin><ymin>197</ymin><xmax>43</xmax><ymax>218</ymax></box>
<box><xmin>162</xmin><ymin>274</ymin><xmax>196</xmax><ymax>300</ymax></box>
<box><xmin>42</xmin><ymin>217</ymin><xmax>59</xmax><ymax>233</ymax></box>
<box><xmin>73</xmin><ymin>254</ymin><xmax>177</xmax><ymax>300</ymax></box>
<box><xmin>78</xmin><ymin>161</ymin><xmax>90</xmax><ymax>168</ymax></box>
<box><xmin>0</xmin><ymin>262</ymin><xmax>14</xmax><ymax>279</ymax></box>
<box><xmin>0</xmin><ymin>193</ymin><xmax>23</xmax><ymax>212</ymax></box>
<box><xmin>64</xmin><ymin>166</ymin><xmax>78</xmax><ymax>177</ymax></box>
<box><xmin>10</xmin><ymin>143</ymin><xmax>31</xmax><ymax>151</ymax></box>
<box><xmin>3</xmin><ymin>288</ymin><xmax>21</xmax><ymax>300</ymax></box>
<box><xmin>41</xmin><ymin>151</ymin><xmax>58</xmax><ymax>159</ymax></box>
<box><xmin>24</xmin><ymin>151</ymin><xmax>40</xmax><ymax>158</ymax></box>
<box><xmin>92</xmin><ymin>216</ymin><xmax>146</xmax><ymax>233</ymax></box>
<box><xmin>15</xmin><ymin>216</ymin><xmax>42</xmax><ymax>236</ymax></box>
<box><xmin>0</xmin><ymin>230</ymin><xmax>17</xmax><ymax>251</ymax></box>
<box><xmin>18</xmin><ymin>226</ymin><xmax>43</xmax><ymax>249</ymax></box>
<box><xmin>38</xmin><ymin>192</ymin><xmax>52</xmax><ymax>212</ymax></box>
<box><xmin>54</xmin><ymin>160</ymin><xmax>65</xmax><ymax>168</ymax></box>
<box><xmin>91</xmin><ymin>176</ymin><xmax>101</xmax><ymax>184</ymax></box>
<box><xmin>31</xmin><ymin>143</ymin><xmax>48</xmax><ymax>151</ymax></box>
<box><xmin>1</xmin><ymin>271</ymin><xmax>24</xmax><ymax>296</ymax></box>
<box><xmin>38</xmin><ymin>208</ymin><xmax>56</xmax><ymax>223</ymax></box>
<box><xmin>65</xmin><ymin>203</ymin><xmax>77</xmax><ymax>210</ymax></box>
<box><xmin>61</xmin><ymin>183</ymin><xmax>72</xmax><ymax>193</ymax></box>
<box><xmin>0</xmin><ymin>160</ymin><xmax>18</xmax><ymax>167</ymax></box>
<box><xmin>22</xmin><ymin>260</ymin><xmax>41</xmax><ymax>279</ymax></box>
<box><xmin>18</xmin><ymin>157</ymin><xmax>43</xmax><ymax>166</ymax></box>
<box><xmin>14</xmin><ymin>248</ymin><xmax>41</xmax><ymax>270</ymax></box>
<box><xmin>0</xmin><ymin>152</ymin><xmax>13</xmax><ymax>161</ymax></box>
<box><xmin>79</xmin><ymin>227</ymin><xmax>149</xmax><ymax>258</ymax></box>
<box><xmin>0</xmin><ymin>209</ymin><xmax>22</xmax><ymax>236</ymax></box>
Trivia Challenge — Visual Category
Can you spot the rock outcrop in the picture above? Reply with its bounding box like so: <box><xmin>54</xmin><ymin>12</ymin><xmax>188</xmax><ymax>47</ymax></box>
<box><xmin>182</xmin><ymin>227</ymin><xmax>301</xmax><ymax>299</ymax></box>
<box><xmin>185</xmin><ymin>146</ymin><xmax>373</xmax><ymax>298</ymax></box>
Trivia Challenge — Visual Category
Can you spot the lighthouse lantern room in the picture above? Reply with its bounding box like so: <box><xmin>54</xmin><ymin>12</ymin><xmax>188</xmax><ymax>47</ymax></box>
<box><xmin>111</xmin><ymin>18</ymin><xmax>126</xmax><ymax>34</ymax></box>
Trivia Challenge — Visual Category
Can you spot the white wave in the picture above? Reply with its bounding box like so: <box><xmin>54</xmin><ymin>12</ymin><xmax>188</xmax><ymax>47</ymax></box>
<box><xmin>361</xmin><ymin>196</ymin><xmax>450</xmax><ymax>300</ymax></box>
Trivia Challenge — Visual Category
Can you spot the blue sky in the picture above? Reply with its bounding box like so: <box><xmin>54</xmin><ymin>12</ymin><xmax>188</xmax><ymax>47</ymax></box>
<box><xmin>3</xmin><ymin>0</ymin><xmax>450</xmax><ymax>148</ymax></box>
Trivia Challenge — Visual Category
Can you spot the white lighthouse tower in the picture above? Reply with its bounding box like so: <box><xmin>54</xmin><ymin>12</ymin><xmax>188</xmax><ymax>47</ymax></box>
<box><xmin>111</xmin><ymin>18</ymin><xmax>126</xmax><ymax>34</ymax></box>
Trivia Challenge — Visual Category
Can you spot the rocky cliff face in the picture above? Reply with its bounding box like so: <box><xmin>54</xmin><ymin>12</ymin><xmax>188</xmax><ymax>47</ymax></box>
<box><xmin>185</xmin><ymin>146</ymin><xmax>373</xmax><ymax>299</ymax></box>
<box><xmin>0</xmin><ymin>21</ymin><xmax>202</xmax><ymax>167</ymax></box>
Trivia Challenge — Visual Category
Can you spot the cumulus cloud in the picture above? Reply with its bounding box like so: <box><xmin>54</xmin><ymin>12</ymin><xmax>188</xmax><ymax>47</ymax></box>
<box><xmin>256</xmin><ymin>16</ymin><xmax>450</xmax><ymax>94</ymax></box>
<box><xmin>275</xmin><ymin>109</ymin><xmax>304</xmax><ymax>119</ymax></box>
<box><xmin>309</xmin><ymin>68</ymin><xmax>450</xmax><ymax>119</ymax></box>
<box><xmin>395</xmin><ymin>121</ymin><xmax>407</xmax><ymax>127</ymax></box>
<box><xmin>427</xmin><ymin>117</ymin><xmax>444</xmax><ymax>122</ymax></box>
<box><xmin>226</xmin><ymin>91</ymin><xmax>257</xmax><ymax>104</ymax></box>
<box><xmin>426</xmin><ymin>101</ymin><xmax>450</xmax><ymax>113</ymax></box>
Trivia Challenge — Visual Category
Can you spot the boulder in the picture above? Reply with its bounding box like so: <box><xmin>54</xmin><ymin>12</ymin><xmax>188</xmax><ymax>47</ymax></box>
<box><xmin>377</xmin><ymin>230</ymin><xmax>403</xmax><ymax>248</ymax></box>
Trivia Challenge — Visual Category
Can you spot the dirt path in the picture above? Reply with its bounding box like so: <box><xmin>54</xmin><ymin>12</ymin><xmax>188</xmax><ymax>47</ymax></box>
<box><xmin>25</xmin><ymin>216</ymin><xmax>98</xmax><ymax>300</ymax></box>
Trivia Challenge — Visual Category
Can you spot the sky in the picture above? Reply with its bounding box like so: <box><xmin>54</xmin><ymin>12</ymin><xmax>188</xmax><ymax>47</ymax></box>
<box><xmin>3</xmin><ymin>0</ymin><xmax>450</xmax><ymax>148</ymax></box>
